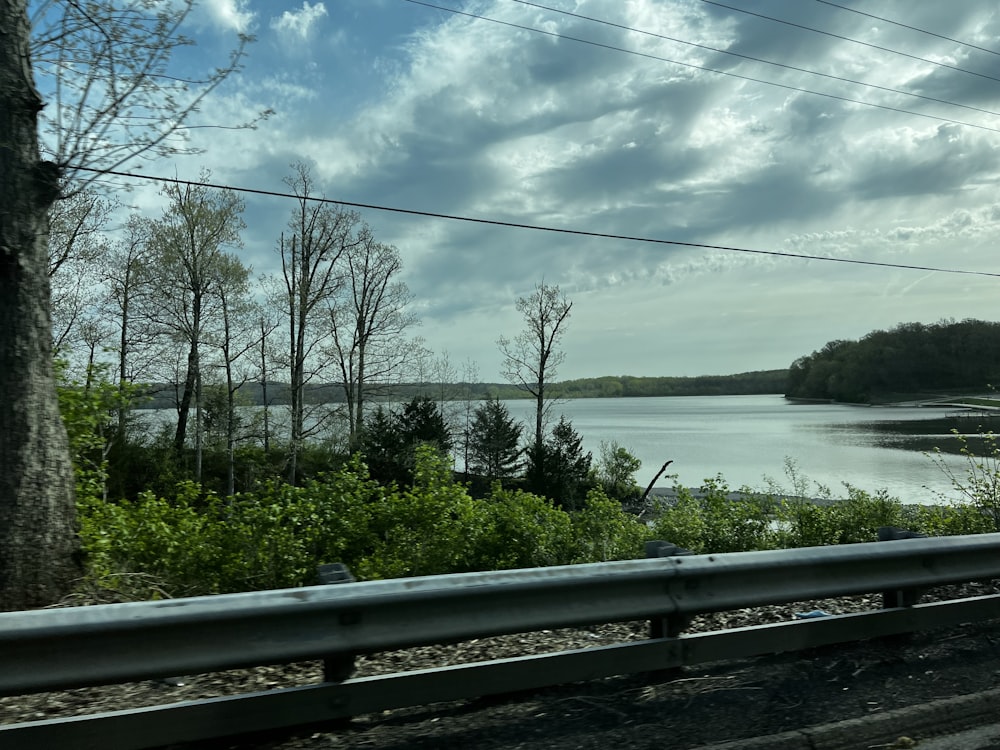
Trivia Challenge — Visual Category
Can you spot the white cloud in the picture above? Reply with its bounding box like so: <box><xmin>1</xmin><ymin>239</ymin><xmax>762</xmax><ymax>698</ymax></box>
<box><xmin>198</xmin><ymin>0</ymin><xmax>255</xmax><ymax>33</ymax></box>
<box><xmin>138</xmin><ymin>0</ymin><xmax>1000</xmax><ymax>379</ymax></box>
<box><xmin>270</xmin><ymin>2</ymin><xmax>328</xmax><ymax>43</ymax></box>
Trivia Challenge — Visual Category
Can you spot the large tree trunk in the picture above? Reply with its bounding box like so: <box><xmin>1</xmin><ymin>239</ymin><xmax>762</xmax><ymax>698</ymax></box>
<box><xmin>0</xmin><ymin>0</ymin><xmax>81</xmax><ymax>610</ymax></box>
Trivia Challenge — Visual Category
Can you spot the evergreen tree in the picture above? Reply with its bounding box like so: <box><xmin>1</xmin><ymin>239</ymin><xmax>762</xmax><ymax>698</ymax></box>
<box><xmin>468</xmin><ymin>397</ymin><xmax>523</xmax><ymax>481</ymax></box>
<box><xmin>359</xmin><ymin>406</ymin><xmax>406</xmax><ymax>485</ymax></box>
<box><xmin>398</xmin><ymin>396</ymin><xmax>454</xmax><ymax>455</ymax></box>
<box><xmin>360</xmin><ymin>397</ymin><xmax>453</xmax><ymax>485</ymax></box>
<box><xmin>527</xmin><ymin>416</ymin><xmax>592</xmax><ymax>510</ymax></box>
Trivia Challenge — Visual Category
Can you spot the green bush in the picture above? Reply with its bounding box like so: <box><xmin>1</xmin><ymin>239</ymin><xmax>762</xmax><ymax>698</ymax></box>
<box><xmin>929</xmin><ymin>431</ymin><xmax>1000</xmax><ymax>532</ymax></box>
<box><xmin>595</xmin><ymin>441</ymin><xmax>642</xmax><ymax>503</ymax></box>
<box><xmin>649</xmin><ymin>491</ymin><xmax>707</xmax><ymax>552</ymax></box>
<box><xmin>903</xmin><ymin>501</ymin><xmax>995</xmax><ymax>537</ymax></box>
<box><xmin>356</xmin><ymin>445</ymin><xmax>479</xmax><ymax>579</ymax></box>
<box><xmin>651</xmin><ymin>478</ymin><xmax>777</xmax><ymax>554</ymax></box>
<box><xmin>570</xmin><ymin>489</ymin><xmax>648</xmax><ymax>563</ymax></box>
<box><xmin>471</xmin><ymin>486</ymin><xmax>575</xmax><ymax>570</ymax></box>
<box><xmin>77</xmin><ymin>438</ymin><xmax>1000</xmax><ymax>602</ymax></box>
<box><xmin>79</xmin><ymin>481</ymin><xmax>228</xmax><ymax>596</ymax></box>
<box><xmin>774</xmin><ymin>499</ymin><xmax>840</xmax><ymax>548</ymax></box>
<box><xmin>826</xmin><ymin>486</ymin><xmax>904</xmax><ymax>544</ymax></box>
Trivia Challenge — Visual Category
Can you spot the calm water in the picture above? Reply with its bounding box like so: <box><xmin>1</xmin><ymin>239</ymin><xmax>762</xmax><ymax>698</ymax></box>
<box><xmin>501</xmin><ymin>395</ymin><xmax>977</xmax><ymax>505</ymax></box>
<box><xmin>143</xmin><ymin>394</ymin><xmax>983</xmax><ymax>504</ymax></box>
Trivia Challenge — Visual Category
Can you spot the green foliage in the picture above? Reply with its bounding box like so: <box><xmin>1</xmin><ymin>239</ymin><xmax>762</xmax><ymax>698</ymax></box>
<box><xmin>360</xmin><ymin>397</ymin><xmax>454</xmax><ymax>485</ymax></box>
<box><xmin>467</xmin><ymin>397</ymin><xmax>523</xmax><ymax>480</ymax></box>
<box><xmin>649</xmin><ymin>478</ymin><xmax>777</xmax><ymax>554</ymax></box>
<box><xmin>79</xmin><ymin>481</ymin><xmax>227</xmax><ymax>597</ymax></box>
<box><xmin>526</xmin><ymin>416</ymin><xmax>593</xmax><ymax>510</ymax></box>
<box><xmin>570</xmin><ymin>489</ymin><xmax>648</xmax><ymax>563</ymax></box>
<box><xmin>357</xmin><ymin>445</ymin><xmax>477</xmax><ymax>579</ymax></box>
<box><xmin>595</xmin><ymin>440</ymin><xmax>641</xmax><ymax>503</ymax></box>
<box><xmin>786</xmin><ymin>319</ymin><xmax>1000</xmax><ymax>403</ymax></box>
<box><xmin>358</xmin><ymin>405</ymin><xmax>405</xmax><ymax>484</ymax></box>
<box><xmin>928</xmin><ymin>430</ymin><xmax>1000</xmax><ymax>532</ymax></box>
<box><xmin>774</xmin><ymin>499</ymin><xmax>840</xmax><ymax>548</ymax></box>
<box><xmin>76</xmin><ymin>413</ymin><xmax>1000</xmax><ymax>602</ymax></box>
<box><xmin>80</xmin><ymin>459</ymin><xmax>385</xmax><ymax>597</ymax></box>
<box><xmin>56</xmin><ymin>360</ymin><xmax>139</xmax><ymax>504</ymax></box>
<box><xmin>399</xmin><ymin>396</ymin><xmax>455</xmax><ymax>453</ymax></box>
<box><xmin>549</xmin><ymin>371</ymin><xmax>788</xmax><ymax>399</ymax></box>
<box><xmin>472</xmin><ymin>486</ymin><xmax>575</xmax><ymax>569</ymax></box>
<box><xmin>828</xmin><ymin>486</ymin><xmax>904</xmax><ymax>544</ymax></box>
<box><xmin>648</xmin><ymin>491</ymin><xmax>707</xmax><ymax>552</ymax></box>
<box><xmin>902</xmin><ymin>502</ymin><xmax>993</xmax><ymax>537</ymax></box>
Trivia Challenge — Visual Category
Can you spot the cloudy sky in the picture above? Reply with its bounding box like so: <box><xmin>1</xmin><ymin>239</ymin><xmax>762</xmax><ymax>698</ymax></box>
<box><xmin>63</xmin><ymin>0</ymin><xmax>1000</xmax><ymax>381</ymax></box>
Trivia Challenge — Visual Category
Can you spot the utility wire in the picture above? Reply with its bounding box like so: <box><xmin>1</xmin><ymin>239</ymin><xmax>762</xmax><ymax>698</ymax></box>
<box><xmin>82</xmin><ymin>167</ymin><xmax>1000</xmax><ymax>280</ymax></box>
<box><xmin>507</xmin><ymin>0</ymin><xmax>1000</xmax><ymax>119</ymax></box>
<box><xmin>700</xmin><ymin>0</ymin><xmax>1000</xmax><ymax>85</ymax></box>
<box><xmin>812</xmin><ymin>0</ymin><xmax>1000</xmax><ymax>58</ymax></box>
<box><xmin>402</xmin><ymin>0</ymin><xmax>1000</xmax><ymax>134</ymax></box>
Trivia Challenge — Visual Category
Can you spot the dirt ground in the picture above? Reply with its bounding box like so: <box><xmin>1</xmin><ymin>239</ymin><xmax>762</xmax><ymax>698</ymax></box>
<box><xmin>3</xmin><ymin>582</ymin><xmax>999</xmax><ymax>749</ymax></box>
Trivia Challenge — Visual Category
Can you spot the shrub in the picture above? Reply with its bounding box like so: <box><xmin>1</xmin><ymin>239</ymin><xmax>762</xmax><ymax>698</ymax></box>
<box><xmin>471</xmin><ymin>486</ymin><xmax>575</xmax><ymax>570</ymax></box>
<box><xmin>355</xmin><ymin>445</ymin><xmax>479</xmax><ymax>579</ymax></box>
<box><xmin>595</xmin><ymin>440</ymin><xmax>642</xmax><ymax>505</ymax></box>
<box><xmin>930</xmin><ymin>431</ymin><xmax>1000</xmax><ymax>532</ymax></box>
<box><xmin>659</xmin><ymin>478</ymin><xmax>777</xmax><ymax>554</ymax></box>
<box><xmin>826</xmin><ymin>486</ymin><xmax>904</xmax><ymax>544</ymax></box>
<box><xmin>570</xmin><ymin>488</ymin><xmax>648</xmax><ymax>563</ymax></box>
<box><xmin>773</xmin><ymin>499</ymin><xmax>840</xmax><ymax>548</ymax></box>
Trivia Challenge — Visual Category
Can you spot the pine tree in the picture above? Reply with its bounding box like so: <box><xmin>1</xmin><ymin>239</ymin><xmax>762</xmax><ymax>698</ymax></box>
<box><xmin>468</xmin><ymin>397</ymin><xmax>523</xmax><ymax>480</ymax></box>
<box><xmin>527</xmin><ymin>416</ymin><xmax>593</xmax><ymax>510</ymax></box>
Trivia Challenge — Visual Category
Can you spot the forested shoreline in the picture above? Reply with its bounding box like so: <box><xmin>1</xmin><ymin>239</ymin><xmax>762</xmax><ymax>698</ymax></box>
<box><xmin>785</xmin><ymin>320</ymin><xmax>1000</xmax><ymax>404</ymax></box>
<box><xmin>135</xmin><ymin>369</ymin><xmax>789</xmax><ymax>409</ymax></box>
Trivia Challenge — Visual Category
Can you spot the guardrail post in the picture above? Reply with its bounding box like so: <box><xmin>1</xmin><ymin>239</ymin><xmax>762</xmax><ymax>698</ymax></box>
<box><xmin>316</xmin><ymin>563</ymin><xmax>356</xmax><ymax>682</ymax></box>
<box><xmin>645</xmin><ymin>540</ymin><xmax>693</xmax><ymax>638</ymax></box>
<box><xmin>877</xmin><ymin>527</ymin><xmax>928</xmax><ymax>608</ymax></box>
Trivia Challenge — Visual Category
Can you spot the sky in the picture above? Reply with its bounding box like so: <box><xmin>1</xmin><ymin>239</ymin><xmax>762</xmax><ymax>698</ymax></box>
<box><xmin>47</xmin><ymin>0</ymin><xmax>1000</xmax><ymax>381</ymax></box>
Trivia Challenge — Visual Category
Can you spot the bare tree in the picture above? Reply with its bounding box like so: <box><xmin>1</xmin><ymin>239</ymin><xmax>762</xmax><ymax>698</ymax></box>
<box><xmin>48</xmin><ymin>188</ymin><xmax>114</xmax><ymax>353</ymax></box>
<box><xmin>329</xmin><ymin>235</ymin><xmax>418</xmax><ymax>450</ymax></box>
<box><xmin>1</xmin><ymin>0</ymin><xmax>255</xmax><ymax>609</ymax></box>
<box><xmin>104</xmin><ymin>214</ymin><xmax>166</xmax><ymax>441</ymax></box>
<box><xmin>206</xmin><ymin>254</ymin><xmax>260</xmax><ymax>497</ymax></box>
<box><xmin>457</xmin><ymin>358</ymin><xmax>481</xmax><ymax>476</ymax></box>
<box><xmin>498</xmin><ymin>283</ymin><xmax>573</xmax><ymax>454</ymax></box>
<box><xmin>30</xmin><ymin>1</ymin><xmax>262</xmax><ymax>193</ymax></box>
<box><xmin>277</xmin><ymin>163</ymin><xmax>361</xmax><ymax>482</ymax></box>
<box><xmin>143</xmin><ymin>175</ymin><xmax>245</xmax><ymax>479</ymax></box>
<box><xmin>252</xmin><ymin>307</ymin><xmax>281</xmax><ymax>456</ymax></box>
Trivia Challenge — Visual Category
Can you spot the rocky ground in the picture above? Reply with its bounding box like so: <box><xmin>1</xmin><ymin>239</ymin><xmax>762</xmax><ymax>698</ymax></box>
<box><xmin>3</xmin><ymin>581</ymin><xmax>999</xmax><ymax>749</ymax></box>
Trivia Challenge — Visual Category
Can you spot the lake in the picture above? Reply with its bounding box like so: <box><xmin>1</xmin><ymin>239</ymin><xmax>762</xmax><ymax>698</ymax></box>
<box><xmin>499</xmin><ymin>395</ymin><xmax>985</xmax><ymax>505</ymax></box>
<box><xmin>142</xmin><ymin>393</ymin><xmax>991</xmax><ymax>505</ymax></box>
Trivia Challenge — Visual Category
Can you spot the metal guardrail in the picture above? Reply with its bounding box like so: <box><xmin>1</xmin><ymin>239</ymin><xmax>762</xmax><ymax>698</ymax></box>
<box><xmin>2</xmin><ymin>532</ymin><xmax>1000</xmax><ymax>748</ymax></box>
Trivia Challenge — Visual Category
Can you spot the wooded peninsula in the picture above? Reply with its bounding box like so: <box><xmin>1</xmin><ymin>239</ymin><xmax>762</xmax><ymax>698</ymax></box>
<box><xmin>786</xmin><ymin>319</ymin><xmax>1000</xmax><ymax>404</ymax></box>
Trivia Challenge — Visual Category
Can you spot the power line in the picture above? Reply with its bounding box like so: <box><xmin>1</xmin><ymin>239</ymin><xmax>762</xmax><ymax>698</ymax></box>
<box><xmin>812</xmin><ymin>0</ymin><xmax>1000</xmax><ymax>58</ymax></box>
<box><xmin>401</xmin><ymin>0</ymin><xmax>1000</xmax><ymax>134</ymax></box>
<box><xmin>507</xmin><ymin>0</ymin><xmax>1000</xmax><ymax>119</ymax></box>
<box><xmin>700</xmin><ymin>0</ymin><xmax>1000</xmax><ymax>85</ymax></box>
<box><xmin>83</xmin><ymin>167</ymin><xmax>1000</xmax><ymax>280</ymax></box>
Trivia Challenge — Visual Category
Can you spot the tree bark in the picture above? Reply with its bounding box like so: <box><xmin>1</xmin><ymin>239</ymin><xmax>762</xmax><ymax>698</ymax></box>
<box><xmin>0</xmin><ymin>0</ymin><xmax>81</xmax><ymax>610</ymax></box>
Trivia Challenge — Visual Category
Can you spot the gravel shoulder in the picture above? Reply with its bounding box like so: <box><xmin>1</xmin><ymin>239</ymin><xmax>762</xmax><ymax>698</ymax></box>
<box><xmin>2</xmin><ymin>582</ymin><xmax>999</xmax><ymax>749</ymax></box>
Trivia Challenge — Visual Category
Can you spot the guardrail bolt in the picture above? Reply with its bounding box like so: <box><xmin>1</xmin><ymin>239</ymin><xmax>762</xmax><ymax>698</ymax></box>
<box><xmin>645</xmin><ymin>541</ymin><xmax>694</xmax><ymax>638</ymax></box>
<box><xmin>877</xmin><ymin>528</ymin><xmax>928</xmax><ymax>609</ymax></box>
<box><xmin>316</xmin><ymin>563</ymin><xmax>357</xmax><ymax>683</ymax></box>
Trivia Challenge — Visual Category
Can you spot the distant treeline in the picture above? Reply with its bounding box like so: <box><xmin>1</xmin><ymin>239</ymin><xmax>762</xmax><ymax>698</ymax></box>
<box><xmin>137</xmin><ymin>370</ymin><xmax>788</xmax><ymax>410</ymax></box>
<box><xmin>546</xmin><ymin>371</ymin><xmax>788</xmax><ymax>399</ymax></box>
<box><xmin>786</xmin><ymin>319</ymin><xmax>1000</xmax><ymax>404</ymax></box>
